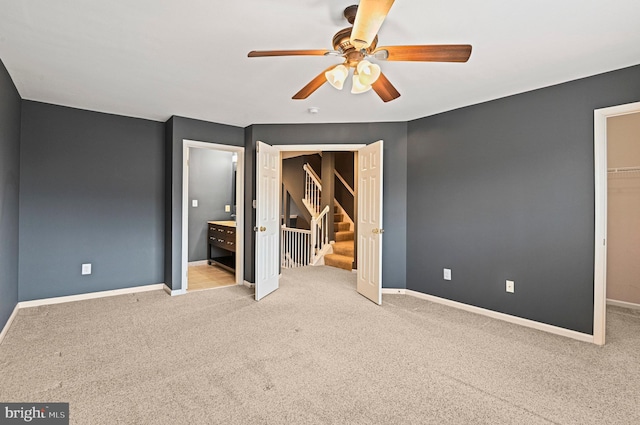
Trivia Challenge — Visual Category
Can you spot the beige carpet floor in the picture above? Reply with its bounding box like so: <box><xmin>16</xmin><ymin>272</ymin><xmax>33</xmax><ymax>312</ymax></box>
<box><xmin>1</xmin><ymin>266</ymin><xmax>639</xmax><ymax>424</ymax></box>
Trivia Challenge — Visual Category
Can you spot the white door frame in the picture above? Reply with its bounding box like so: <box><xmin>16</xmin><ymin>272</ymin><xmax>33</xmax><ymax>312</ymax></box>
<box><xmin>181</xmin><ymin>139</ymin><xmax>245</xmax><ymax>293</ymax></box>
<box><xmin>593</xmin><ymin>100</ymin><xmax>640</xmax><ymax>346</ymax></box>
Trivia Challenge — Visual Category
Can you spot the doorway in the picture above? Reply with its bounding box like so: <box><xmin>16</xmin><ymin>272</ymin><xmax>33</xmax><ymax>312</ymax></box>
<box><xmin>181</xmin><ymin>140</ymin><xmax>245</xmax><ymax>292</ymax></box>
<box><xmin>254</xmin><ymin>142</ymin><xmax>384</xmax><ymax>305</ymax></box>
<box><xmin>593</xmin><ymin>101</ymin><xmax>640</xmax><ymax>345</ymax></box>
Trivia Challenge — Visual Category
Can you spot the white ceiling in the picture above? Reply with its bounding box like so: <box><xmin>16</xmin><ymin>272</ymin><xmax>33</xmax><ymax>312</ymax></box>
<box><xmin>1</xmin><ymin>0</ymin><xmax>639</xmax><ymax>128</ymax></box>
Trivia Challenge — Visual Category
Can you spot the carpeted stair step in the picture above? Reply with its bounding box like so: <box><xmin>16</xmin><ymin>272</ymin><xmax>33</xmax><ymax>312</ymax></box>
<box><xmin>335</xmin><ymin>231</ymin><xmax>354</xmax><ymax>242</ymax></box>
<box><xmin>335</xmin><ymin>222</ymin><xmax>350</xmax><ymax>232</ymax></box>
<box><xmin>332</xmin><ymin>241</ymin><xmax>354</xmax><ymax>257</ymax></box>
<box><xmin>324</xmin><ymin>253</ymin><xmax>353</xmax><ymax>271</ymax></box>
<box><xmin>334</xmin><ymin>213</ymin><xmax>343</xmax><ymax>222</ymax></box>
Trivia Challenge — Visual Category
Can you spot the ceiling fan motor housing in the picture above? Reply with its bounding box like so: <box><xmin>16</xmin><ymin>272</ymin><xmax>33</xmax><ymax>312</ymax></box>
<box><xmin>332</xmin><ymin>27</ymin><xmax>378</xmax><ymax>67</ymax></box>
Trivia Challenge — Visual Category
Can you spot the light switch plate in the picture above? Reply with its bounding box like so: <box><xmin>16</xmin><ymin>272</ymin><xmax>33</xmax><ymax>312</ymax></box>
<box><xmin>443</xmin><ymin>268</ymin><xmax>451</xmax><ymax>281</ymax></box>
<box><xmin>192</xmin><ymin>199</ymin><xmax>198</xmax><ymax>207</ymax></box>
<box><xmin>225</xmin><ymin>205</ymin><xmax>231</xmax><ymax>212</ymax></box>
<box><xmin>82</xmin><ymin>263</ymin><xmax>92</xmax><ymax>275</ymax></box>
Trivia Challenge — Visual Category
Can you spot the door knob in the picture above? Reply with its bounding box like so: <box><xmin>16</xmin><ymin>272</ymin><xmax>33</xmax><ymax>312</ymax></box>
<box><xmin>260</xmin><ymin>226</ymin><xmax>266</xmax><ymax>232</ymax></box>
<box><xmin>372</xmin><ymin>228</ymin><xmax>385</xmax><ymax>234</ymax></box>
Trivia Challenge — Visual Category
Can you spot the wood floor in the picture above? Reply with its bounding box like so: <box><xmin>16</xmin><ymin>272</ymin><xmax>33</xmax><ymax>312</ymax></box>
<box><xmin>187</xmin><ymin>263</ymin><xmax>236</xmax><ymax>291</ymax></box>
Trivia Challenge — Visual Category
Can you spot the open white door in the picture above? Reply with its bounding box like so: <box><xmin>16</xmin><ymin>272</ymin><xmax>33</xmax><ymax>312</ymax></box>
<box><xmin>357</xmin><ymin>140</ymin><xmax>383</xmax><ymax>305</ymax></box>
<box><xmin>255</xmin><ymin>141</ymin><xmax>280</xmax><ymax>300</ymax></box>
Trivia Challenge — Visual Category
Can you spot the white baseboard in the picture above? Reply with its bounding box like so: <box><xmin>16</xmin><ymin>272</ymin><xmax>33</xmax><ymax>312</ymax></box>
<box><xmin>243</xmin><ymin>280</ymin><xmax>255</xmax><ymax>289</ymax></box>
<box><xmin>607</xmin><ymin>298</ymin><xmax>640</xmax><ymax>311</ymax></box>
<box><xmin>0</xmin><ymin>304</ymin><xmax>20</xmax><ymax>346</ymax></box>
<box><xmin>188</xmin><ymin>260</ymin><xmax>208</xmax><ymax>266</ymax></box>
<box><xmin>404</xmin><ymin>290</ymin><xmax>594</xmax><ymax>344</ymax></box>
<box><xmin>18</xmin><ymin>284</ymin><xmax>166</xmax><ymax>308</ymax></box>
<box><xmin>382</xmin><ymin>288</ymin><xmax>406</xmax><ymax>295</ymax></box>
<box><xmin>164</xmin><ymin>285</ymin><xmax>187</xmax><ymax>296</ymax></box>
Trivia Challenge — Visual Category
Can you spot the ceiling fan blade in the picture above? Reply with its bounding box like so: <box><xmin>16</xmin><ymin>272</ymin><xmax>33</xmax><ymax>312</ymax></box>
<box><xmin>372</xmin><ymin>72</ymin><xmax>400</xmax><ymax>103</ymax></box>
<box><xmin>374</xmin><ymin>45</ymin><xmax>472</xmax><ymax>62</ymax></box>
<box><xmin>350</xmin><ymin>0</ymin><xmax>395</xmax><ymax>50</ymax></box>
<box><xmin>292</xmin><ymin>65</ymin><xmax>339</xmax><ymax>100</ymax></box>
<box><xmin>248</xmin><ymin>50</ymin><xmax>330</xmax><ymax>58</ymax></box>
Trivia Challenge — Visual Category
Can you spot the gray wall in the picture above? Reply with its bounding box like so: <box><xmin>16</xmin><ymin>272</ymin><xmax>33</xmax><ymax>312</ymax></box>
<box><xmin>19</xmin><ymin>101</ymin><xmax>165</xmax><ymax>300</ymax></box>
<box><xmin>334</xmin><ymin>151</ymin><xmax>355</xmax><ymax>222</ymax></box>
<box><xmin>0</xmin><ymin>59</ymin><xmax>21</xmax><ymax>329</ymax></box>
<box><xmin>281</xmin><ymin>155</ymin><xmax>313</xmax><ymax>228</ymax></box>
<box><xmin>245</xmin><ymin>122</ymin><xmax>408</xmax><ymax>288</ymax></box>
<box><xmin>165</xmin><ymin>116</ymin><xmax>244</xmax><ymax>289</ymax></box>
<box><xmin>407</xmin><ymin>64</ymin><xmax>640</xmax><ymax>334</ymax></box>
<box><xmin>188</xmin><ymin>148</ymin><xmax>234</xmax><ymax>261</ymax></box>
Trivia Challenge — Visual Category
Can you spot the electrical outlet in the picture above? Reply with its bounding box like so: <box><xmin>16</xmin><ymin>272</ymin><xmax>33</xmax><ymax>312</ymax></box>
<box><xmin>506</xmin><ymin>280</ymin><xmax>514</xmax><ymax>293</ymax></box>
<box><xmin>443</xmin><ymin>268</ymin><xmax>452</xmax><ymax>281</ymax></box>
<box><xmin>82</xmin><ymin>263</ymin><xmax>92</xmax><ymax>275</ymax></box>
<box><xmin>225</xmin><ymin>205</ymin><xmax>231</xmax><ymax>212</ymax></box>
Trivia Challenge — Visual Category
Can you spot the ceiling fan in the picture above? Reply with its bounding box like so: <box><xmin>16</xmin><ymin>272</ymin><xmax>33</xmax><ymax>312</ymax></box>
<box><xmin>247</xmin><ymin>0</ymin><xmax>472</xmax><ymax>102</ymax></box>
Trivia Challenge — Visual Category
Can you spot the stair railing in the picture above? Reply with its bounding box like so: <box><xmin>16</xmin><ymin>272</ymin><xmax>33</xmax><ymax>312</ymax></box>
<box><xmin>310</xmin><ymin>205</ymin><xmax>330</xmax><ymax>264</ymax></box>
<box><xmin>281</xmin><ymin>225</ymin><xmax>311</xmax><ymax>268</ymax></box>
<box><xmin>281</xmin><ymin>163</ymin><xmax>330</xmax><ymax>268</ymax></box>
<box><xmin>303</xmin><ymin>163</ymin><xmax>322</xmax><ymax>217</ymax></box>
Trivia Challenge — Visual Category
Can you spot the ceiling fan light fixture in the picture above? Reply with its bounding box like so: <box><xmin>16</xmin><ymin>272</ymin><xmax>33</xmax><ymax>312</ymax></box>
<box><xmin>356</xmin><ymin>60</ymin><xmax>381</xmax><ymax>86</ymax></box>
<box><xmin>351</xmin><ymin>74</ymin><xmax>372</xmax><ymax>94</ymax></box>
<box><xmin>325</xmin><ymin>64</ymin><xmax>349</xmax><ymax>90</ymax></box>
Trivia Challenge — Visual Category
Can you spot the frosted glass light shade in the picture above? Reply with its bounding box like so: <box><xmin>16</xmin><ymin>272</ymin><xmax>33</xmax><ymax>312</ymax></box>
<box><xmin>325</xmin><ymin>65</ymin><xmax>349</xmax><ymax>90</ymax></box>
<box><xmin>356</xmin><ymin>60</ymin><xmax>381</xmax><ymax>86</ymax></box>
<box><xmin>351</xmin><ymin>74</ymin><xmax>372</xmax><ymax>94</ymax></box>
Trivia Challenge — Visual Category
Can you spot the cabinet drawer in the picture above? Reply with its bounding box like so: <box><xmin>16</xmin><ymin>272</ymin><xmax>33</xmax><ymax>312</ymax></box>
<box><xmin>223</xmin><ymin>239</ymin><xmax>236</xmax><ymax>252</ymax></box>
<box><xmin>209</xmin><ymin>235</ymin><xmax>227</xmax><ymax>249</ymax></box>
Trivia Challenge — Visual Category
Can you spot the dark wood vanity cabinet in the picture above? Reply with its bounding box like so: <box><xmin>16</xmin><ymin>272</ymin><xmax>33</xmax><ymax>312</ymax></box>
<box><xmin>207</xmin><ymin>221</ymin><xmax>236</xmax><ymax>272</ymax></box>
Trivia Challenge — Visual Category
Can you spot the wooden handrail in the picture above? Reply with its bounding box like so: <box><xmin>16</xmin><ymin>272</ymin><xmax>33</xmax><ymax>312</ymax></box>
<box><xmin>334</xmin><ymin>170</ymin><xmax>354</xmax><ymax>195</ymax></box>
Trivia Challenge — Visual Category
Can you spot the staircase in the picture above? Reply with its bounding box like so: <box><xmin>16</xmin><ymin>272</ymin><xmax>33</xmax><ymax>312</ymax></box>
<box><xmin>281</xmin><ymin>161</ymin><xmax>355</xmax><ymax>271</ymax></box>
<box><xmin>324</xmin><ymin>206</ymin><xmax>354</xmax><ymax>271</ymax></box>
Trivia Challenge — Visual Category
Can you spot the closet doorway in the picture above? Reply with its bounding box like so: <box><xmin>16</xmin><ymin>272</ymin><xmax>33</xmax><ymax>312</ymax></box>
<box><xmin>181</xmin><ymin>140</ymin><xmax>244</xmax><ymax>292</ymax></box>
<box><xmin>606</xmin><ymin>112</ymin><xmax>640</xmax><ymax>308</ymax></box>
<box><xmin>594</xmin><ymin>101</ymin><xmax>640</xmax><ymax>345</ymax></box>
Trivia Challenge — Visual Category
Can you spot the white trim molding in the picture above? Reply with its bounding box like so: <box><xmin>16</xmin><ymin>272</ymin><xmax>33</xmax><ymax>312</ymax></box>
<box><xmin>607</xmin><ymin>298</ymin><xmax>640</xmax><ymax>311</ymax></box>
<box><xmin>164</xmin><ymin>285</ymin><xmax>187</xmax><ymax>296</ymax></box>
<box><xmin>274</xmin><ymin>144</ymin><xmax>365</xmax><ymax>152</ymax></box>
<box><xmin>19</xmin><ymin>284</ymin><xmax>166</xmax><ymax>308</ymax></box>
<box><xmin>593</xmin><ymin>101</ymin><xmax>640</xmax><ymax>346</ymax></box>
<box><xmin>188</xmin><ymin>260</ymin><xmax>209</xmax><ymax>266</ymax></box>
<box><xmin>382</xmin><ymin>288</ymin><xmax>406</xmax><ymax>295</ymax></box>
<box><xmin>243</xmin><ymin>280</ymin><xmax>255</xmax><ymax>289</ymax></box>
<box><xmin>0</xmin><ymin>304</ymin><xmax>20</xmax><ymax>346</ymax></box>
<box><xmin>404</xmin><ymin>290</ymin><xmax>594</xmax><ymax>344</ymax></box>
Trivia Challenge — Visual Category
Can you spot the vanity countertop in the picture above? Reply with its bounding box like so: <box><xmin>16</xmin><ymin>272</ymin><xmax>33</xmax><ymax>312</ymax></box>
<box><xmin>208</xmin><ymin>220</ymin><xmax>236</xmax><ymax>228</ymax></box>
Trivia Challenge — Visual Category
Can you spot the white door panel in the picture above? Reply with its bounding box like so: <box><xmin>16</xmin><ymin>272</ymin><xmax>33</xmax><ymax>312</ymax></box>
<box><xmin>255</xmin><ymin>141</ymin><xmax>280</xmax><ymax>300</ymax></box>
<box><xmin>357</xmin><ymin>140</ymin><xmax>383</xmax><ymax>305</ymax></box>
